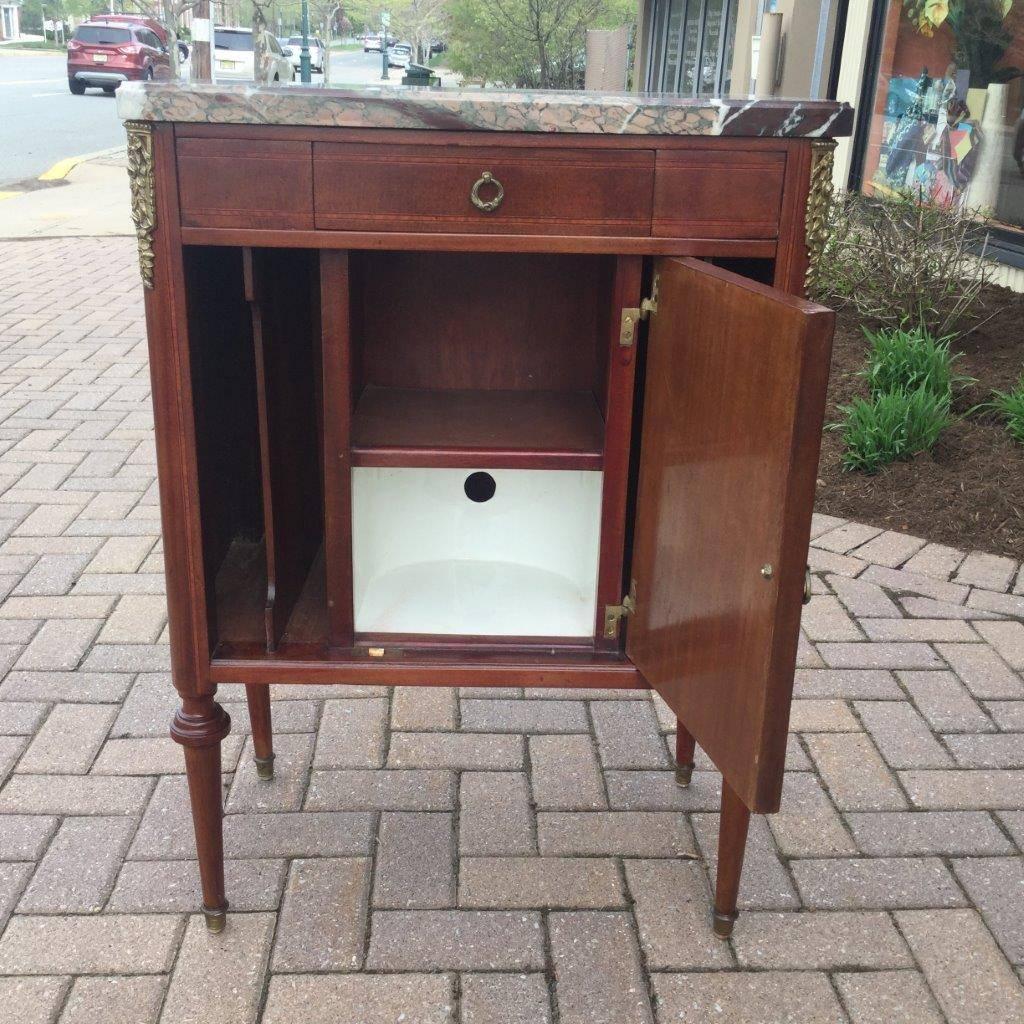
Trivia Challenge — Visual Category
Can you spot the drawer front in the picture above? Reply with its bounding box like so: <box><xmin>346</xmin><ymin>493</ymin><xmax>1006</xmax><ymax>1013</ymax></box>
<box><xmin>652</xmin><ymin>149</ymin><xmax>786</xmax><ymax>238</ymax></box>
<box><xmin>176</xmin><ymin>138</ymin><xmax>314</xmax><ymax>229</ymax></box>
<box><xmin>314</xmin><ymin>143</ymin><xmax>654</xmax><ymax>236</ymax></box>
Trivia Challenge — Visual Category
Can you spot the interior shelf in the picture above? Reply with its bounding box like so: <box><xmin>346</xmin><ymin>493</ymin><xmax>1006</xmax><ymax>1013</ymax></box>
<box><xmin>351</xmin><ymin>386</ymin><xmax>605</xmax><ymax>469</ymax></box>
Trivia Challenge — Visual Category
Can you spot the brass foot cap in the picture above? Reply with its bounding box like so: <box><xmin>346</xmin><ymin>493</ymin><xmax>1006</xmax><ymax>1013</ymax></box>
<box><xmin>674</xmin><ymin>763</ymin><xmax>694</xmax><ymax>788</ymax></box>
<box><xmin>712</xmin><ymin>909</ymin><xmax>738</xmax><ymax>940</ymax></box>
<box><xmin>254</xmin><ymin>754</ymin><xmax>275</xmax><ymax>781</ymax></box>
<box><xmin>202</xmin><ymin>906</ymin><xmax>227</xmax><ymax>933</ymax></box>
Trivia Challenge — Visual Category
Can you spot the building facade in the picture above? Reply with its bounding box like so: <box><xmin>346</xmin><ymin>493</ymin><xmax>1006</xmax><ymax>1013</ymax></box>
<box><xmin>1</xmin><ymin>1</ymin><xmax>22</xmax><ymax>41</ymax></box>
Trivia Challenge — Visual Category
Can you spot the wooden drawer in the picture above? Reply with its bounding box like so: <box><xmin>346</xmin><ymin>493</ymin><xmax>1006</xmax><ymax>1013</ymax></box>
<box><xmin>313</xmin><ymin>143</ymin><xmax>654</xmax><ymax>236</ymax></box>
<box><xmin>176</xmin><ymin>138</ymin><xmax>314</xmax><ymax>230</ymax></box>
<box><xmin>652</xmin><ymin>150</ymin><xmax>786</xmax><ymax>238</ymax></box>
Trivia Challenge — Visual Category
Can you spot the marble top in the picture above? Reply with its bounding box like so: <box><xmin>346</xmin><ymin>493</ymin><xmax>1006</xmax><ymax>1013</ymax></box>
<box><xmin>118</xmin><ymin>82</ymin><xmax>853</xmax><ymax>138</ymax></box>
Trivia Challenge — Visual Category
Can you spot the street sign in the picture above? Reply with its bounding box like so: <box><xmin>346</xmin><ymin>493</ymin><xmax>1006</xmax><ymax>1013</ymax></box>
<box><xmin>381</xmin><ymin>12</ymin><xmax>391</xmax><ymax>26</ymax></box>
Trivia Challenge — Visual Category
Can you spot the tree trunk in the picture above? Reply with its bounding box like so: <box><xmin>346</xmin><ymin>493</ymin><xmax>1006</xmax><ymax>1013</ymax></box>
<box><xmin>252</xmin><ymin>9</ymin><xmax>269</xmax><ymax>84</ymax></box>
<box><xmin>167</xmin><ymin>26</ymin><xmax>179</xmax><ymax>79</ymax></box>
<box><xmin>321</xmin><ymin>21</ymin><xmax>331</xmax><ymax>84</ymax></box>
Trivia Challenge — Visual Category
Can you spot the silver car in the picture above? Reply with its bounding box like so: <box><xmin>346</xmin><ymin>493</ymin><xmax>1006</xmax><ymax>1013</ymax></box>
<box><xmin>214</xmin><ymin>27</ymin><xmax>295</xmax><ymax>83</ymax></box>
<box><xmin>286</xmin><ymin>36</ymin><xmax>325</xmax><ymax>74</ymax></box>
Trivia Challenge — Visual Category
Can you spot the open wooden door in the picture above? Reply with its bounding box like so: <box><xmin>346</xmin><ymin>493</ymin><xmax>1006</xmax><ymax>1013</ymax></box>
<box><xmin>627</xmin><ymin>258</ymin><xmax>833</xmax><ymax>814</ymax></box>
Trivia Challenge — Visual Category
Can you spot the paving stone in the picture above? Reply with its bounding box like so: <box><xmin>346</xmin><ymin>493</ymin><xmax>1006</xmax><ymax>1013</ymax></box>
<box><xmin>796</xmin><ymin>631</ymin><xmax>824</xmax><ymax>668</ymax></box>
<box><xmin>14</xmin><ymin>619</ymin><xmax>102</xmax><ymax>672</ymax></box>
<box><xmin>847</xmin><ymin>810</ymin><xmax>1014</xmax><ymax>856</ymax></box>
<box><xmin>854</xmin><ymin>530</ymin><xmax>928</xmax><ymax>567</ymax></box>
<box><xmin>807</xmin><ymin>546</ymin><xmax>869</xmax><ymax>578</ymax></box>
<box><xmin>833</xmin><ymin>971</ymin><xmax>944</xmax><ymax>1024</ymax></box>
<box><xmin>986</xmin><ymin>700</ymin><xmax>1024</xmax><ymax>730</ymax></box>
<box><xmin>388</xmin><ymin>732</ymin><xmax>523</xmax><ymax>770</ymax></box>
<box><xmin>0</xmin><ymin>815</ymin><xmax>59</xmax><ymax>861</ymax></box>
<box><xmin>590</xmin><ymin>700</ymin><xmax>667</xmax><ymax>769</ymax></box>
<box><xmin>221</xmin><ymin>697</ymin><xmax>319</xmax><ymax>737</ymax></box>
<box><xmin>788</xmin><ymin>699</ymin><xmax>860</xmax><ymax>732</ymax></box>
<box><xmin>854</xmin><ymin>700</ymin><xmax>953</xmax><ymax>768</ymax></box>
<box><xmin>107</xmin><ymin>858</ymin><xmax>287</xmax><ymax>913</ymax></box>
<box><xmin>804</xmin><ymin>732</ymin><xmax>907</xmax><ymax>810</ymax></box>
<box><xmin>390</xmin><ymin>687</ymin><xmax>456</xmax><ymax>730</ymax></box>
<box><xmin>160</xmin><ymin>912</ymin><xmax>274</xmax><ymax>1024</ymax></box>
<box><xmin>791</xmin><ymin>856</ymin><xmax>964</xmax><ymax>910</ymax></box>
<box><xmin>0</xmin><ymin>977</ymin><xmax>71</xmax><ymax>1024</ymax></box>
<box><xmin>312</xmin><ymin>697</ymin><xmax>388</xmax><ymax>768</ymax></box>
<box><xmin>793</xmin><ymin>668</ymin><xmax>902</xmax><ymax>699</ymax></box>
<box><xmin>0</xmin><ymin>670</ymin><xmax>132</xmax><ymax>703</ymax></box>
<box><xmin>860</xmin><ymin>564</ymin><xmax>970</xmax><ymax>604</ymax></box>
<box><xmin>944</xmin><ymin>732</ymin><xmax>1024</xmax><ymax>767</ymax></box>
<box><xmin>226</xmin><ymin>733</ymin><xmax>314</xmax><ymax>812</ymax></box>
<box><xmin>538</xmin><ymin>811</ymin><xmax>695</xmax><ymax>857</ymax></box>
<box><xmin>967</xmin><ymin>588</ymin><xmax>1024</xmax><ymax>617</ymax></box>
<box><xmin>800</xmin><ymin>596</ymin><xmax>863</xmax><ymax>641</ymax></box>
<box><xmin>902</xmin><ymin>769</ymin><xmax>1024</xmax><ymax>809</ymax></box>
<box><xmin>269</xmin><ymin>683</ymin><xmax>387</xmax><ymax>700</ymax></box>
<box><xmin>624</xmin><ymin>860</ymin><xmax>732</xmax><ymax>969</ymax></box>
<box><xmin>766</xmin><ymin>772</ymin><xmax>857</xmax><ymax>857</ymax></box>
<box><xmin>901</xmin><ymin>595</ymin><xmax>1006</xmax><ymax>619</ymax></box>
<box><xmin>810</xmin><ymin>513</ymin><xmax>848</xmax><ymax>538</ymax></box>
<box><xmin>953</xmin><ymin>551</ymin><xmax>1018</xmax><ymax>591</ymax></box>
<box><xmin>92</xmin><ymin>734</ymin><xmax>243</xmax><ymax>776</ymax></box>
<box><xmin>460</xmin><ymin>856</ymin><xmax>624</xmax><ymax>910</ymax></box>
<box><xmin>459</xmin><ymin>772</ymin><xmax>535</xmax><ymax>855</ymax></box>
<box><xmin>96</xmin><ymin>594</ymin><xmax>167</xmax><ymax>643</ymax></box>
<box><xmin>528</xmin><ymin>733</ymin><xmax>605</xmax><ymax>810</ymax></box>
<box><xmin>58</xmin><ymin>976</ymin><xmax>165</xmax><ymax>1024</ymax></box>
<box><xmin>273</xmin><ymin>858</ymin><xmax>370</xmax><ymax>971</ymax></box>
<box><xmin>815</xmin><ymin>522</ymin><xmax>882</xmax><ymax>554</ymax></box>
<box><xmin>974</xmin><ymin>621</ymin><xmax>1024</xmax><ymax>670</ymax></box>
<box><xmin>18</xmin><ymin>815</ymin><xmax>135</xmax><ymax>913</ymax></box>
<box><xmin>0</xmin><ymin>773</ymin><xmax>152</xmax><ymax>816</ymax></box>
<box><xmin>732</xmin><ymin>910</ymin><xmax>911</xmax><ymax>969</ymax></box>
<box><xmin>12</xmin><ymin>554</ymin><xmax>90</xmax><ymax>597</ymax></box>
<box><xmin>605</xmin><ymin>769</ymin><xmax>721</xmax><ymax>811</ymax></box>
<box><xmin>461</xmin><ymin>973</ymin><xmax>551</xmax><ymax>1024</ymax></box>
<box><xmin>652</xmin><ymin>972</ymin><xmax>845</xmax><ymax>1024</ymax></box>
<box><xmin>897</xmin><ymin>908</ymin><xmax>1024</xmax><ymax>1024</ymax></box>
<box><xmin>305</xmin><ymin>768</ymin><xmax>456</xmax><ymax>811</ymax></box>
<box><xmin>366</xmin><ymin>910</ymin><xmax>545</xmax><ymax>970</ymax></box>
<box><xmin>0</xmin><ymin>732</ymin><xmax>26</xmax><ymax>782</ymax></box>
<box><xmin>0</xmin><ymin>861</ymin><xmax>33</xmax><ymax>932</ymax></box>
<box><xmin>827</xmin><ymin>573</ymin><xmax>902</xmax><ymax>617</ymax></box>
<box><xmin>903</xmin><ymin>542</ymin><xmax>967</xmax><ymax>580</ymax></box>
<box><xmin>952</xmin><ymin>857</ymin><xmax>1024</xmax><ymax>964</ymax></box>
<box><xmin>691</xmin><ymin>814</ymin><xmax>800</xmax><ymax>910</ymax></box>
<box><xmin>550</xmin><ymin>911</ymin><xmax>654</xmax><ymax>1024</ymax></box>
<box><xmin>374</xmin><ymin>812</ymin><xmax>454</xmax><ymax>909</ymax></box>
<box><xmin>263</xmin><ymin>974</ymin><xmax>456</xmax><ymax>1024</ymax></box>
<box><xmin>935</xmin><ymin>643</ymin><xmax>1024</xmax><ymax>699</ymax></box>
<box><xmin>224</xmin><ymin>811</ymin><xmax>374</xmax><ymax>857</ymax></box>
<box><xmin>818</xmin><ymin>642</ymin><xmax>943</xmax><ymax>670</ymax></box>
<box><xmin>0</xmin><ymin>702</ymin><xmax>49</xmax><ymax>736</ymax></box>
<box><xmin>15</xmin><ymin>703</ymin><xmax>116</xmax><ymax>774</ymax></box>
<box><xmin>861</xmin><ymin>618</ymin><xmax>978</xmax><ymax>642</ymax></box>
<box><xmin>84</xmin><ymin>535</ymin><xmax>156</xmax><ymax>574</ymax></box>
<box><xmin>898</xmin><ymin>671</ymin><xmax>996</xmax><ymax>733</ymax></box>
<box><xmin>127</xmin><ymin>774</ymin><xmax>199</xmax><ymax>860</ymax></box>
<box><xmin>460</xmin><ymin>698</ymin><xmax>588</xmax><ymax>733</ymax></box>
<box><xmin>0</xmin><ymin>914</ymin><xmax>183</xmax><ymax>974</ymax></box>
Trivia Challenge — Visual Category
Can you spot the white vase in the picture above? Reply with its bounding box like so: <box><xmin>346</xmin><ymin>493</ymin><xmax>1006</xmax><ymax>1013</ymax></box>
<box><xmin>966</xmin><ymin>82</ymin><xmax>1009</xmax><ymax>215</ymax></box>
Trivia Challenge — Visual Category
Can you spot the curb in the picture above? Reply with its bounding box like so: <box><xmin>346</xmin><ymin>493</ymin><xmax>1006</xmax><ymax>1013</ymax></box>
<box><xmin>38</xmin><ymin>145</ymin><xmax>126</xmax><ymax>182</ymax></box>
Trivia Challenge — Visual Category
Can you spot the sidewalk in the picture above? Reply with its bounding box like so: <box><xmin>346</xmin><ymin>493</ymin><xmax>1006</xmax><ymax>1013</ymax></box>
<box><xmin>0</xmin><ymin>151</ymin><xmax>132</xmax><ymax>239</ymax></box>
<box><xmin>0</xmin><ymin>236</ymin><xmax>1022</xmax><ymax>1023</ymax></box>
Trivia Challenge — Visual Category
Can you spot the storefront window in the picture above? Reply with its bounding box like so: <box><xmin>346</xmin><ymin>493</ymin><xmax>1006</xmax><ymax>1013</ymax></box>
<box><xmin>645</xmin><ymin>0</ymin><xmax>738</xmax><ymax>94</ymax></box>
<box><xmin>862</xmin><ymin>0</ymin><xmax>1024</xmax><ymax>232</ymax></box>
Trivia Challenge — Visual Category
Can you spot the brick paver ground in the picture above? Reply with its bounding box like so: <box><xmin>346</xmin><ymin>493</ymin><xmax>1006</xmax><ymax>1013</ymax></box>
<box><xmin>1</xmin><ymin>237</ymin><xmax>1023</xmax><ymax>1023</ymax></box>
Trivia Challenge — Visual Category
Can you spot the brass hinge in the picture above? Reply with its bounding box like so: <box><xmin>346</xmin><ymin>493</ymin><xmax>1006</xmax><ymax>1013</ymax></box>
<box><xmin>604</xmin><ymin>580</ymin><xmax>637</xmax><ymax>639</ymax></box>
<box><xmin>618</xmin><ymin>277</ymin><xmax>660</xmax><ymax>348</ymax></box>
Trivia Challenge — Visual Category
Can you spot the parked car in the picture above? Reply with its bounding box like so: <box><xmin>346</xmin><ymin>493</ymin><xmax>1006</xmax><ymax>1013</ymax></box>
<box><xmin>363</xmin><ymin>33</ymin><xmax>395</xmax><ymax>52</ymax></box>
<box><xmin>89</xmin><ymin>13</ymin><xmax>189</xmax><ymax>63</ymax></box>
<box><xmin>67</xmin><ymin>21</ymin><xmax>172</xmax><ymax>95</ymax></box>
<box><xmin>286</xmin><ymin>35</ymin><xmax>325</xmax><ymax>74</ymax></box>
<box><xmin>214</xmin><ymin>27</ymin><xmax>295</xmax><ymax>83</ymax></box>
<box><xmin>387</xmin><ymin>42</ymin><xmax>412</xmax><ymax>69</ymax></box>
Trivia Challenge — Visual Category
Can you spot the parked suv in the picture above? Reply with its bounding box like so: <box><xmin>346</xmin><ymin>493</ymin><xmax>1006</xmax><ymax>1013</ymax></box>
<box><xmin>67</xmin><ymin>21</ymin><xmax>171</xmax><ymax>94</ymax></box>
<box><xmin>286</xmin><ymin>36</ymin><xmax>325</xmax><ymax>74</ymax></box>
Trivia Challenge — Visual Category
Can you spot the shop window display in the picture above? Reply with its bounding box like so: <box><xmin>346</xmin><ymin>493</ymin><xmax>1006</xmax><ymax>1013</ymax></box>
<box><xmin>864</xmin><ymin>0</ymin><xmax>1024</xmax><ymax>231</ymax></box>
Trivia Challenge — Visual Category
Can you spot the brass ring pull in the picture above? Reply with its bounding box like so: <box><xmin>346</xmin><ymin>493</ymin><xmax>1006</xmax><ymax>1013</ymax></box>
<box><xmin>470</xmin><ymin>171</ymin><xmax>504</xmax><ymax>213</ymax></box>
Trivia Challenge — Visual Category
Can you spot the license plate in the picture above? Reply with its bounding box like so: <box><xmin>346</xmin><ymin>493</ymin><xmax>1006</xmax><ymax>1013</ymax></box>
<box><xmin>219</xmin><ymin>60</ymin><xmax>238</xmax><ymax>70</ymax></box>
<box><xmin>93</xmin><ymin>54</ymin><xmax>108</xmax><ymax>63</ymax></box>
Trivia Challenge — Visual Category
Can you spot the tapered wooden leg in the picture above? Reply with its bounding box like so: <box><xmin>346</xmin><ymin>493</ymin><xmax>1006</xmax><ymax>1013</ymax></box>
<box><xmin>713</xmin><ymin>779</ymin><xmax>751</xmax><ymax>939</ymax></box>
<box><xmin>245</xmin><ymin>683</ymin><xmax>274</xmax><ymax>780</ymax></box>
<box><xmin>675</xmin><ymin>720</ymin><xmax>696</xmax><ymax>787</ymax></box>
<box><xmin>172</xmin><ymin>697</ymin><xmax>231</xmax><ymax>932</ymax></box>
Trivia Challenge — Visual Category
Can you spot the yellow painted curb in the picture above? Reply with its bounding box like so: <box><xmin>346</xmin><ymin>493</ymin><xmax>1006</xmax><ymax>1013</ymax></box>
<box><xmin>38</xmin><ymin>156</ymin><xmax>85</xmax><ymax>182</ymax></box>
<box><xmin>0</xmin><ymin>191</ymin><xmax>23</xmax><ymax>201</ymax></box>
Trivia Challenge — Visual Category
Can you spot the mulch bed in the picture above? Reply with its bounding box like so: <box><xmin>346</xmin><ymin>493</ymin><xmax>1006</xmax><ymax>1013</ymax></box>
<box><xmin>815</xmin><ymin>285</ymin><xmax>1024</xmax><ymax>561</ymax></box>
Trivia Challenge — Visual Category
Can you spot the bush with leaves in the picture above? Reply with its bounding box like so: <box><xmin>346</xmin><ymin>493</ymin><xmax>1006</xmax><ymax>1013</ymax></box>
<box><xmin>813</xmin><ymin>188</ymin><xmax>992</xmax><ymax>339</ymax></box>
<box><xmin>988</xmin><ymin>378</ymin><xmax>1024</xmax><ymax>444</ymax></box>
<box><xmin>860</xmin><ymin>325</ymin><xmax>972</xmax><ymax>400</ymax></box>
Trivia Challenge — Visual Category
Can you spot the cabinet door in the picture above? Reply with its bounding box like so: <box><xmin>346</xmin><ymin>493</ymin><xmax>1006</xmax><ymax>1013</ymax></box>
<box><xmin>626</xmin><ymin>258</ymin><xmax>833</xmax><ymax>813</ymax></box>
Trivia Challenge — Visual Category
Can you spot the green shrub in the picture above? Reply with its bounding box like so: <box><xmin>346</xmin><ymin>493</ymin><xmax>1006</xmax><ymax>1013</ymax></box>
<box><xmin>990</xmin><ymin>378</ymin><xmax>1024</xmax><ymax>444</ymax></box>
<box><xmin>839</xmin><ymin>386</ymin><xmax>953</xmax><ymax>474</ymax></box>
<box><xmin>861</xmin><ymin>326</ymin><xmax>971</xmax><ymax>400</ymax></box>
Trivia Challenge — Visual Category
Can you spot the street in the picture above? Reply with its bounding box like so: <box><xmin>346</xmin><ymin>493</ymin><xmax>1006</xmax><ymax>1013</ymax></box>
<box><xmin>0</xmin><ymin>48</ymin><xmax>398</xmax><ymax>190</ymax></box>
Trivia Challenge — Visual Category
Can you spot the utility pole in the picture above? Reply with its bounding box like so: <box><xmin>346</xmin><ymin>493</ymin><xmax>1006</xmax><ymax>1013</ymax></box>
<box><xmin>300</xmin><ymin>0</ymin><xmax>311</xmax><ymax>83</ymax></box>
<box><xmin>191</xmin><ymin>1</ymin><xmax>212</xmax><ymax>82</ymax></box>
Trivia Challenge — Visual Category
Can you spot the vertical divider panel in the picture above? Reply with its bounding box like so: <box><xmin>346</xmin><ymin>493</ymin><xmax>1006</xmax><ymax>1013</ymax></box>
<box><xmin>246</xmin><ymin>247</ymin><xmax>325</xmax><ymax>651</ymax></box>
<box><xmin>320</xmin><ymin>250</ymin><xmax>355</xmax><ymax>649</ymax></box>
<box><xmin>593</xmin><ymin>255</ymin><xmax>644</xmax><ymax>651</ymax></box>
